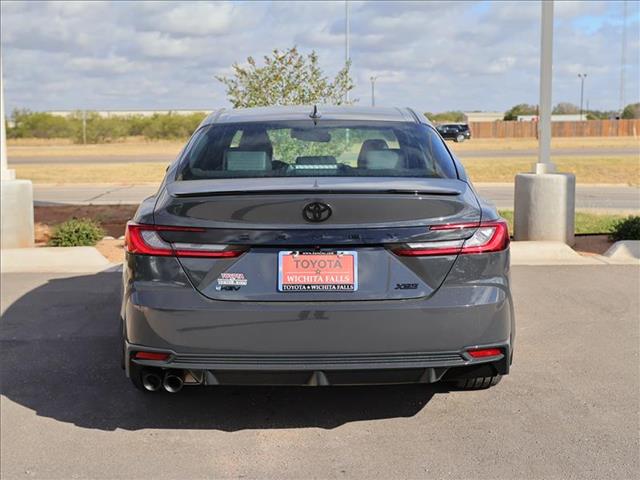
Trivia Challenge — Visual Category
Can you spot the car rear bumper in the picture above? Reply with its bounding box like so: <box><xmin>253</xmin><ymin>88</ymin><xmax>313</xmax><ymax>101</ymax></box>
<box><xmin>124</xmin><ymin>283</ymin><xmax>514</xmax><ymax>384</ymax></box>
<box><xmin>126</xmin><ymin>340</ymin><xmax>510</xmax><ymax>385</ymax></box>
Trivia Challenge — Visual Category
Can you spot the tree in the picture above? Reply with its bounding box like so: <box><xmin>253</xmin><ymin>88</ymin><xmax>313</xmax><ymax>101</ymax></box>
<box><xmin>621</xmin><ymin>103</ymin><xmax>640</xmax><ymax>119</ymax></box>
<box><xmin>552</xmin><ymin>102</ymin><xmax>580</xmax><ymax>114</ymax></box>
<box><xmin>585</xmin><ymin>109</ymin><xmax>618</xmax><ymax>120</ymax></box>
<box><xmin>503</xmin><ymin>104</ymin><xmax>537</xmax><ymax>121</ymax></box>
<box><xmin>216</xmin><ymin>47</ymin><xmax>355</xmax><ymax>108</ymax></box>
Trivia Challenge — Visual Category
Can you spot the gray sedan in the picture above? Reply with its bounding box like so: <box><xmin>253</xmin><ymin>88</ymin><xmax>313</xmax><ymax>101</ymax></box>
<box><xmin>121</xmin><ymin>105</ymin><xmax>514</xmax><ymax>393</ymax></box>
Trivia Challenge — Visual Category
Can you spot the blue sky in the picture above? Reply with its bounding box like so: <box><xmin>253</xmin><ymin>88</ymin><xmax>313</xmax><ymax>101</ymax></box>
<box><xmin>1</xmin><ymin>0</ymin><xmax>638</xmax><ymax>114</ymax></box>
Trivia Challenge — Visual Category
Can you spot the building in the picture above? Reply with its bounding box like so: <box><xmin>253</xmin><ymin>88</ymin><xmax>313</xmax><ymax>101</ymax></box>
<box><xmin>462</xmin><ymin>111</ymin><xmax>505</xmax><ymax>123</ymax></box>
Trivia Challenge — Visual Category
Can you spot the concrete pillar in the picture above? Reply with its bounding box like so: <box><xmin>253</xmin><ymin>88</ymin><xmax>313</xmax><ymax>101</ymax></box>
<box><xmin>514</xmin><ymin>173</ymin><xmax>576</xmax><ymax>245</ymax></box>
<box><xmin>1</xmin><ymin>55</ymin><xmax>34</xmax><ymax>249</ymax></box>
<box><xmin>1</xmin><ymin>181</ymin><xmax>35</xmax><ymax>248</ymax></box>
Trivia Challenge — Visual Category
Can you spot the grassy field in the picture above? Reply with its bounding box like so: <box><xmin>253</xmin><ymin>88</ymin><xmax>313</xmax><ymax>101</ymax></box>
<box><xmin>14</xmin><ymin>154</ymin><xmax>639</xmax><ymax>184</ymax></box>
<box><xmin>449</xmin><ymin>136</ymin><xmax>639</xmax><ymax>152</ymax></box>
<box><xmin>499</xmin><ymin>210</ymin><xmax>630</xmax><ymax>234</ymax></box>
<box><xmin>8</xmin><ymin>133</ymin><xmax>639</xmax><ymax>185</ymax></box>
<box><xmin>7</xmin><ymin>135</ymin><xmax>639</xmax><ymax>158</ymax></box>
<box><xmin>7</xmin><ymin>138</ymin><xmax>183</xmax><ymax>158</ymax></box>
<box><xmin>16</xmin><ymin>162</ymin><xmax>168</xmax><ymax>184</ymax></box>
<box><xmin>463</xmin><ymin>155</ymin><xmax>640</xmax><ymax>185</ymax></box>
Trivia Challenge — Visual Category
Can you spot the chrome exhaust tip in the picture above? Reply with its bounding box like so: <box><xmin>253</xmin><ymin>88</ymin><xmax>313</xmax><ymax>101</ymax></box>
<box><xmin>163</xmin><ymin>371</ymin><xmax>184</xmax><ymax>393</ymax></box>
<box><xmin>141</xmin><ymin>371</ymin><xmax>162</xmax><ymax>392</ymax></box>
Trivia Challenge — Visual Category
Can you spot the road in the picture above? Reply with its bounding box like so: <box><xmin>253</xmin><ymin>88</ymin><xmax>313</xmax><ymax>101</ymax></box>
<box><xmin>8</xmin><ymin>147</ymin><xmax>640</xmax><ymax>164</ymax></box>
<box><xmin>32</xmin><ymin>183</ymin><xmax>640</xmax><ymax>212</ymax></box>
<box><xmin>1</xmin><ymin>266</ymin><xmax>638</xmax><ymax>479</ymax></box>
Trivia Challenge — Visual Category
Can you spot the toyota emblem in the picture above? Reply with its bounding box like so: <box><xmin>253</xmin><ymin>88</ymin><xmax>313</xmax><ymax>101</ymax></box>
<box><xmin>302</xmin><ymin>202</ymin><xmax>332</xmax><ymax>223</ymax></box>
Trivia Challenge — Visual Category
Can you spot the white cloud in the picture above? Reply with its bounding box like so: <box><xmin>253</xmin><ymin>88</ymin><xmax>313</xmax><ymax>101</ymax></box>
<box><xmin>0</xmin><ymin>0</ymin><xmax>638</xmax><ymax>113</ymax></box>
<box><xmin>136</xmin><ymin>2</ymin><xmax>240</xmax><ymax>37</ymax></box>
<box><xmin>133</xmin><ymin>31</ymin><xmax>196</xmax><ymax>59</ymax></box>
<box><xmin>68</xmin><ymin>55</ymin><xmax>137</xmax><ymax>75</ymax></box>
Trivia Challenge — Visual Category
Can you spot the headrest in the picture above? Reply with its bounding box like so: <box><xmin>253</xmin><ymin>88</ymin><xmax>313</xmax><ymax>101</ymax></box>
<box><xmin>357</xmin><ymin>138</ymin><xmax>390</xmax><ymax>167</ymax></box>
<box><xmin>224</xmin><ymin>150</ymin><xmax>271</xmax><ymax>171</ymax></box>
<box><xmin>364</xmin><ymin>150</ymin><xmax>401</xmax><ymax>169</ymax></box>
<box><xmin>361</xmin><ymin>139</ymin><xmax>389</xmax><ymax>151</ymax></box>
<box><xmin>238</xmin><ymin>130</ymin><xmax>273</xmax><ymax>156</ymax></box>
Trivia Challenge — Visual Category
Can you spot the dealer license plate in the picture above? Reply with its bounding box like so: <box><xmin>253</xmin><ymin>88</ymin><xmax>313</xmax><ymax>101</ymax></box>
<box><xmin>278</xmin><ymin>251</ymin><xmax>358</xmax><ymax>292</ymax></box>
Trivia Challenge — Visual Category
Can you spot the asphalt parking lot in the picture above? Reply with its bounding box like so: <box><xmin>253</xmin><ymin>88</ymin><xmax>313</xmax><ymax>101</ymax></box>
<box><xmin>1</xmin><ymin>266</ymin><xmax>638</xmax><ymax>479</ymax></box>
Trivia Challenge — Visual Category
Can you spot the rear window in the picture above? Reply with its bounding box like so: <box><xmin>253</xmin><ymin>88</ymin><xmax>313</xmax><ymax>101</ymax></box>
<box><xmin>176</xmin><ymin>120</ymin><xmax>457</xmax><ymax>180</ymax></box>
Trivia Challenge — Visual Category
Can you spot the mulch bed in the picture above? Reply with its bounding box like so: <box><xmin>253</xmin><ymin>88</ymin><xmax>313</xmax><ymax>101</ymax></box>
<box><xmin>35</xmin><ymin>205</ymin><xmax>137</xmax><ymax>241</ymax></box>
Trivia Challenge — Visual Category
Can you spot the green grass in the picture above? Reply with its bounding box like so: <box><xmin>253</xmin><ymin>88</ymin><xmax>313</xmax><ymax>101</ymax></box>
<box><xmin>499</xmin><ymin>210</ymin><xmax>628</xmax><ymax>235</ymax></box>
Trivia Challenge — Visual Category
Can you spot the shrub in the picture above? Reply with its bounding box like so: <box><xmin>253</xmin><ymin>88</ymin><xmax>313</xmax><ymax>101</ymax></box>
<box><xmin>7</xmin><ymin>110</ymin><xmax>207</xmax><ymax>143</ymax></box>
<box><xmin>68</xmin><ymin>112</ymin><xmax>129</xmax><ymax>143</ymax></box>
<box><xmin>609</xmin><ymin>216</ymin><xmax>640</xmax><ymax>242</ymax></box>
<box><xmin>424</xmin><ymin>111</ymin><xmax>465</xmax><ymax>122</ymax></box>
<box><xmin>141</xmin><ymin>113</ymin><xmax>206</xmax><ymax>139</ymax></box>
<box><xmin>48</xmin><ymin>218</ymin><xmax>105</xmax><ymax>247</ymax></box>
<box><xmin>8</xmin><ymin>109</ymin><xmax>77</xmax><ymax>139</ymax></box>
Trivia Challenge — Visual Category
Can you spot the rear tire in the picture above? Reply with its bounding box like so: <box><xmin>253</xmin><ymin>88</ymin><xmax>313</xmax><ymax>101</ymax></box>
<box><xmin>453</xmin><ymin>375</ymin><xmax>501</xmax><ymax>389</ymax></box>
<box><xmin>455</xmin><ymin>134</ymin><xmax>465</xmax><ymax>143</ymax></box>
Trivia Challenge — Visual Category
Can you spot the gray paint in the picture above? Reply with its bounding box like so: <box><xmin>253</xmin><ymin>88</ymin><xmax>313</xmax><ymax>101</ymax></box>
<box><xmin>124</xmin><ymin>253</ymin><xmax>511</xmax><ymax>356</ymax></box>
<box><xmin>199</xmin><ymin>105</ymin><xmax>426</xmax><ymax>128</ymax></box>
<box><xmin>122</xmin><ymin>105</ymin><xmax>514</xmax><ymax>386</ymax></box>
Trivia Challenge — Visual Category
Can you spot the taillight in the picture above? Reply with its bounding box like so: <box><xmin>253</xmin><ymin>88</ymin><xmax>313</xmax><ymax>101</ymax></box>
<box><xmin>125</xmin><ymin>223</ymin><xmax>245</xmax><ymax>258</ymax></box>
<box><xmin>392</xmin><ymin>240</ymin><xmax>464</xmax><ymax>257</ymax></box>
<box><xmin>392</xmin><ymin>220</ymin><xmax>509</xmax><ymax>257</ymax></box>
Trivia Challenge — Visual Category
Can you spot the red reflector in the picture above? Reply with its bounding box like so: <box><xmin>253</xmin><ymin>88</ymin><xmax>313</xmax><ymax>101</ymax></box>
<box><xmin>392</xmin><ymin>246</ymin><xmax>461</xmax><ymax>256</ymax></box>
<box><xmin>173</xmin><ymin>249</ymin><xmax>244</xmax><ymax>258</ymax></box>
<box><xmin>467</xmin><ymin>348</ymin><xmax>502</xmax><ymax>358</ymax></box>
<box><xmin>133</xmin><ymin>351</ymin><xmax>170</xmax><ymax>361</ymax></box>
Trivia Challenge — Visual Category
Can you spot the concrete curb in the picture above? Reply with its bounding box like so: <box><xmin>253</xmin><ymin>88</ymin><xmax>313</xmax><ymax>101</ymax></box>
<box><xmin>1</xmin><ymin>247</ymin><xmax>115</xmax><ymax>273</ymax></box>
<box><xmin>602</xmin><ymin>240</ymin><xmax>640</xmax><ymax>265</ymax></box>
<box><xmin>510</xmin><ymin>241</ymin><xmax>607</xmax><ymax>265</ymax></box>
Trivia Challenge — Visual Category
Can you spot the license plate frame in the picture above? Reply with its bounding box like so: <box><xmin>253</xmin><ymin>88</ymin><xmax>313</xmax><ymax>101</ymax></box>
<box><xmin>277</xmin><ymin>250</ymin><xmax>358</xmax><ymax>292</ymax></box>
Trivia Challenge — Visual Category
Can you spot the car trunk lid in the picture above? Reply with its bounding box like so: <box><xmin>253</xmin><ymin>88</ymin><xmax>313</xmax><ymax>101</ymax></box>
<box><xmin>153</xmin><ymin>177</ymin><xmax>480</xmax><ymax>301</ymax></box>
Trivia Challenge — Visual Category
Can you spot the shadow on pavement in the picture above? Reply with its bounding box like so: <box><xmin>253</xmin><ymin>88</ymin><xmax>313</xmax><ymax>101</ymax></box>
<box><xmin>0</xmin><ymin>272</ymin><xmax>441</xmax><ymax>432</ymax></box>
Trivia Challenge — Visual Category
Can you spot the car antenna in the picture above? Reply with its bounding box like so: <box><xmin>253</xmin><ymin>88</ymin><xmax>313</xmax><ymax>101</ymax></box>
<box><xmin>309</xmin><ymin>104</ymin><xmax>321</xmax><ymax>124</ymax></box>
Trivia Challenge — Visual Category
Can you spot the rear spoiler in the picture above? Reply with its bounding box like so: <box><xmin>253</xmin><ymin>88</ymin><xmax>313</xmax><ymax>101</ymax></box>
<box><xmin>167</xmin><ymin>178</ymin><xmax>465</xmax><ymax>198</ymax></box>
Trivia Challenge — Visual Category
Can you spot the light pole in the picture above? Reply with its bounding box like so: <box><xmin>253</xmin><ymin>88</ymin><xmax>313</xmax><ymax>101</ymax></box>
<box><xmin>537</xmin><ymin>0</ymin><xmax>554</xmax><ymax>173</ymax></box>
<box><xmin>345</xmin><ymin>1</ymin><xmax>350</xmax><ymax>103</ymax></box>
<box><xmin>578</xmin><ymin>73</ymin><xmax>587</xmax><ymax>119</ymax></box>
<box><xmin>370</xmin><ymin>76</ymin><xmax>378</xmax><ymax>107</ymax></box>
<box><xmin>619</xmin><ymin>0</ymin><xmax>628</xmax><ymax>115</ymax></box>
<box><xmin>0</xmin><ymin>57</ymin><xmax>10</xmax><ymax>181</ymax></box>
<box><xmin>514</xmin><ymin>0</ymin><xmax>576</xmax><ymax>245</ymax></box>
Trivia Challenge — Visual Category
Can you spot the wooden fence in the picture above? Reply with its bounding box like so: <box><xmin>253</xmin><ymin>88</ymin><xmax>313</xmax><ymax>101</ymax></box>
<box><xmin>468</xmin><ymin>119</ymin><xmax>640</xmax><ymax>138</ymax></box>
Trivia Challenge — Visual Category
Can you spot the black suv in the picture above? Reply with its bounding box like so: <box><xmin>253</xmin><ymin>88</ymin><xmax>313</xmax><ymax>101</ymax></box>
<box><xmin>436</xmin><ymin>124</ymin><xmax>471</xmax><ymax>142</ymax></box>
